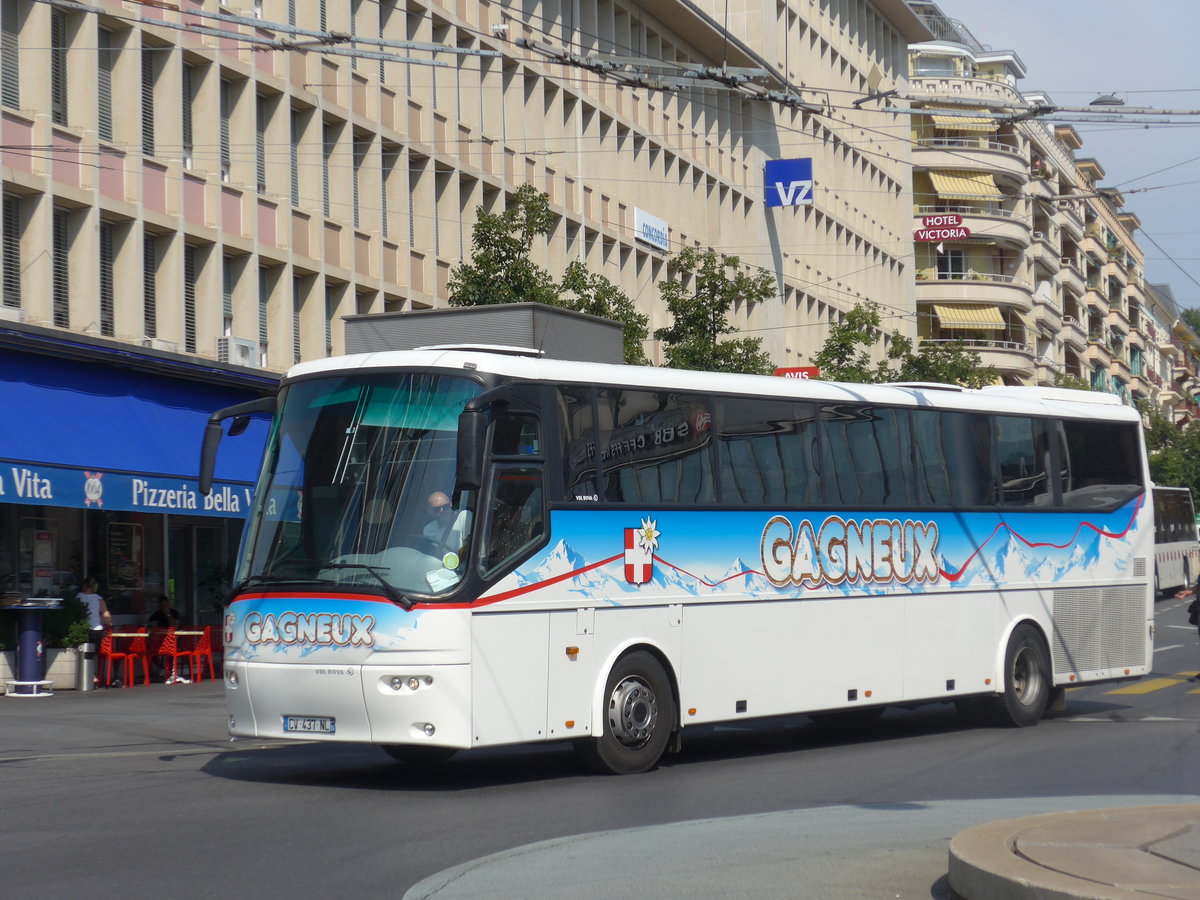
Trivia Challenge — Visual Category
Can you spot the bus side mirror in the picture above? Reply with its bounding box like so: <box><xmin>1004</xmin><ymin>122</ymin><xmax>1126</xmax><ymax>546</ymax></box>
<box><xmin>199</xmin><ymin>397</ymin><xmax>276</xmax><ymax>495</ymax></box>
<box><xmin>455</xmin><ymin>384</ymin><xmax>512</xmax><ymax>494</ymax></box>
<box><xmin>456</xmin><ymin>409</ymin><xmax>486</xmax><ymax>491</ymax></box>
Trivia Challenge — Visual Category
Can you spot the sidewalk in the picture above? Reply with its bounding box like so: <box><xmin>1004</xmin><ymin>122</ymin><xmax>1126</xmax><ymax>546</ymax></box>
<box><xmin>950</xmin><ymin>805</ymin><xmax>1200</xmax><ymax>900</ymax></box>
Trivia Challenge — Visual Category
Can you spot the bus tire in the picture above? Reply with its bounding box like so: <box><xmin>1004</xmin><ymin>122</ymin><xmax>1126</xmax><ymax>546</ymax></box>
<box><xmin>986</xmin><ymin>624</ymin><xmax>1051</xmax><ymax>727</ymax></box>
<box><xmin>576</xmin><ymin>651</ymin><xmax>675</xmax><ymax>775</ymax></box>
<box><xmin>381</xmin><ymin>744</ymin><xmax>457</xmax><ymax>765</ymax></box>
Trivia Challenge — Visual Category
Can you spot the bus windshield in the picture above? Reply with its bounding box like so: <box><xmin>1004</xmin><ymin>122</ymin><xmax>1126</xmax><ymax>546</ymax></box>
<box><xmin>237</xmin><ymin>372</ymin><xmax>482</xmax><ymax>599</ymax></box>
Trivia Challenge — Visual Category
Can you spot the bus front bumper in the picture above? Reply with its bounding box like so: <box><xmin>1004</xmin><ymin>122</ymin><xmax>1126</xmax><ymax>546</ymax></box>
<box><xmin>225</xmin><ymin>660</ymin><xmax>472</xmax><ymax>748</ymax></box>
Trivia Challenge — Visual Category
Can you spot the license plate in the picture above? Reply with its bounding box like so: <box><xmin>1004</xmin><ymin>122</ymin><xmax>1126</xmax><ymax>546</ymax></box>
<box><xmin>282</xmin><ymin>715</ymin><xmax>336</xmax><ymax>734</ymax></box>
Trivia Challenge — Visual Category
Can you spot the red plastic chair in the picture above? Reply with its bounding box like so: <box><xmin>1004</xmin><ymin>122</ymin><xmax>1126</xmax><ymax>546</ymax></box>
<box><xmin>183</xmin><ymin>627</ymin><xmax>217</xmax><ymax>682</ymax></box>
<box><xmin>148</xmin><ymin>628</ymin><xmax>192</xmax><ymax>683</ymax></box>
<box><xmin>98</xmin><ymin>628</ymin><xmax>149</xmax><ymax>688</ymax></box>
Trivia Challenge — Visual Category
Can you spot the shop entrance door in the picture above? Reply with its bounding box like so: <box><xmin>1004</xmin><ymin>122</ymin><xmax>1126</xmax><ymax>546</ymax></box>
<box><xmin>168</xmin><ymin>523</ymin><xmax>230</xmax><ymax>626</ymax></box>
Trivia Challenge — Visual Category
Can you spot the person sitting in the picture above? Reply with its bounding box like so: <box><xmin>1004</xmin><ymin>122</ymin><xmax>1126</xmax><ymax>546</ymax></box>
<box><xmin>422</xmin><ymin>491</ymin><xmax>472</xmax><ymax>554</ymax></box>
<box><xmin>147</xmin><ymin>595</ymin><xmax>181</xmax><ymax>629</ymax></box>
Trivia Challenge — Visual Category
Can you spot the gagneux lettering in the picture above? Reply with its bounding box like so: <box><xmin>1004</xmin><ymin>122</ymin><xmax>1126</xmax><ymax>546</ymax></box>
<box><xmin>760</xmin><ymin>515</ymin><xmax>940</xmax><ymax>587</ymax></box>
<box><xmin>243</xmin><ymin>611</ymin><xmax>375</xmax><ymax>647</ymax></box>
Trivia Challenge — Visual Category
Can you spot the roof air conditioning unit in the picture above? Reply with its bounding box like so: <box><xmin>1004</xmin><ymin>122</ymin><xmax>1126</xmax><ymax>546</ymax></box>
<box><xmin>1032</xmin><ymin>231</ymin><xmax>1044</xmax><ymax>240</ymax></box>
<box><xmin>142</xmin><ymin>337</ymin><xmax>179</xmax><ymax>353</ymax></box>
<box><xmin>217</xmin><ymin>336</ymin><xmax>260</xmax><ymax>368</ymax></box>
<box><xmin>0</xmin><ymin>305</ymin><xmax>25</xmax><ymax>323</ymax></box>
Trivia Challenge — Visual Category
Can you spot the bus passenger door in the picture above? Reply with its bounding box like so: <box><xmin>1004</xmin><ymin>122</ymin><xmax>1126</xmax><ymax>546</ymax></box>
<box><xmin>546</xmin><ymin>609</ymin><xmax>596</xmax><ymax>740</ymax></box>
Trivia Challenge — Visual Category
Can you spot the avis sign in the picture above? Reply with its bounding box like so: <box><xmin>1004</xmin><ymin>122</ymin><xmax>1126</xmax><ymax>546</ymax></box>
<box><xmin>765</xmin><ymin>158</ymin><xmax>814</xmax><ymax>207</ymax></box>
<box><xmin>915</xmin><ymin>214</ymin><xmax>970</xmax><ymax>241</ymax></box>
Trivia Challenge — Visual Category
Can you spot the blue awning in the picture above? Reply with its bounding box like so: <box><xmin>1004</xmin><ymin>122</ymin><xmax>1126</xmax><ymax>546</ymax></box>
<box><xmin>0</xmin><ymin>351</ymin><xmax>270</xmax><ymax>517</ymax></box>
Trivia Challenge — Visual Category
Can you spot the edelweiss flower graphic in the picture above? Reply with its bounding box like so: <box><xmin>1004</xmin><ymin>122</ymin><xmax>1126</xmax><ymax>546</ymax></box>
<box><xmin>637</xmin><ymin>517</ymin><xmax>660</xmax><ymax>553</ymax></box>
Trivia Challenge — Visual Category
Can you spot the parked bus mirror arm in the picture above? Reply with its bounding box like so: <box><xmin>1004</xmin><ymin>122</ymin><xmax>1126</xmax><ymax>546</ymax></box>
<box><xmin>198</xmin><ymin>396</ymin><xmax>277</xmax><ymax>495</ymax></box>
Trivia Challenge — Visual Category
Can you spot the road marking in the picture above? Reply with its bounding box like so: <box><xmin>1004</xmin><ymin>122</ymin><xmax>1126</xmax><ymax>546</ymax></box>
<box><xmin>1167</xmin><ymin>624</ymin><xmax>1197</xmax><ymax>630</ymax></box>
<box><xmin>1155</xmin><ymin>644</ymin><xmax>1184</xmax><ymax>652</ymax></box>
<box><xmin>1142</xmin><ymin>716</ymin><xmax>1188</xmax><ymax>721</ymax></box>
<box><xmin>1107</xmin><ymin>677</ymin><xmax>1186</xmax><ymax>694</ymax></box>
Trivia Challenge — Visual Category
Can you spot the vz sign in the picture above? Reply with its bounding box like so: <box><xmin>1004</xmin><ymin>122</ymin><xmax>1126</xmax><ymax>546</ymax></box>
<box><xmin>765</xmin><ymin>158</ymin><xmax>814</xmax><ymax>207</ymax></box>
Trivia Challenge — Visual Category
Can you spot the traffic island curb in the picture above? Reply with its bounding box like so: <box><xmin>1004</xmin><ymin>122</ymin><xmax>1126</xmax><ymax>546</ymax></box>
<box><xmin>948</xmin><ymin>805</ymin><xmax>1200</xmax><ymax>900</ymax></box>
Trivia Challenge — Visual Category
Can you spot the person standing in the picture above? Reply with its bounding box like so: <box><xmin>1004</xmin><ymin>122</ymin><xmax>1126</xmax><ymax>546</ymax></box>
<box><xmin>77</xmin><ymin>577</ymin><xmax>111</xmax><ymax>647</ymax></box>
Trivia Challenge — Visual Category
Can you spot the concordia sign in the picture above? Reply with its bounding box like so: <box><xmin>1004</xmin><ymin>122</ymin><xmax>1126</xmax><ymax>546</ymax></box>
<box><xmin>915</xmin><ymin>213</ymin><xmax>970</xmax><ymax>241</ymax></box>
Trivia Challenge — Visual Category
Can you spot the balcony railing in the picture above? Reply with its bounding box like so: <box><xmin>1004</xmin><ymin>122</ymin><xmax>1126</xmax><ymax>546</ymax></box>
<box><xmin>915</xmin><ymin>136</ymin><xmax>1022</xmax><ymax>157</ymax></box>
<box><xmin>914</xmin><ymin>203</ymin><xmax>1017</xmax><ymax>220</ymax></box>
<box><xmin>922</xmin><ymin>337</ymin><xmax>1031</xmax><ymax>354</ymax></box>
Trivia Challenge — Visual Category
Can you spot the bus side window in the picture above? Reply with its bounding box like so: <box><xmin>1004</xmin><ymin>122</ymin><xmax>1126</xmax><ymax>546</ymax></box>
<box><xmin>996</xmin><ymin>416</ymin><xmax>1052</xmax><ymax>508</ymax></box>
<box><xmin>717</xmin><ymin>398</ymin><xmax>817</xmax><ymax>506</ymax></box>
<box><xmin>596</xmin><ymin>388</ymin><xmax>714</xmax><ymax>504</ymax></box>
<box><xmin>1061</xmin><ymin>419</ymin><xmax>1143</xmax><ymax>509</ymax></box>
<box><xmin>560</xmin><ymin>387</ymin><xmax>599</xmax><ymax>502</ymax></box>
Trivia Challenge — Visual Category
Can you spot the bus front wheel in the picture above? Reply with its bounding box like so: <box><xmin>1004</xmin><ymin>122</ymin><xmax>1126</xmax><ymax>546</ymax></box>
<box><xmin>576</xmin><ymin>651</ymin><xmax>675</xmax><ymax>775</ymax></box>
<box><xmin>987</xmin><ymin>624</ymin><xmax>1051</xmax><ymax>727</ymax></box>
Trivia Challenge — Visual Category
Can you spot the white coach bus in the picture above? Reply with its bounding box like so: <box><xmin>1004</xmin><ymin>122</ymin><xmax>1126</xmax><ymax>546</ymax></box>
<box><xmin>200</xmin><ymin>347</ymin><xmax>1153</xmax><ymax>774</ymax></box>
<box><xmin>1152</xmin><ymin>486</ymin><xmax>1200</xmax><ymax>596</ymax></box>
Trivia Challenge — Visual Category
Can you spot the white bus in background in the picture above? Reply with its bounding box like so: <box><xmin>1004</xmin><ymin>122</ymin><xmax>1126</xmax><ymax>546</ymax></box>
<box><xmin>1152</xmin><ymin>486</ymin><xmax>1200</xmax><ymax>596</ymax></box>
<box><xmin>200</xmin><ymin>348</ymin><xmax>1154</xmax><ymax>774</ymax></box>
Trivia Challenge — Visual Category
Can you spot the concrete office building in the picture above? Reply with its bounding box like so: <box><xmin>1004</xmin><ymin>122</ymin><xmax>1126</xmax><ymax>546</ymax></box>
<box><xmin>0</xmin><ymin>0</ymin><xmax>932</xmax><ymax>617</ymax></box>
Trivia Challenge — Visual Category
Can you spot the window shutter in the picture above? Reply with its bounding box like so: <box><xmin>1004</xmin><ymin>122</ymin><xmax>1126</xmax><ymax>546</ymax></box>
<box><xmin>50</xmin><ymin>10</ymin><xmax>67</xmax><ymax>125</ymax></box>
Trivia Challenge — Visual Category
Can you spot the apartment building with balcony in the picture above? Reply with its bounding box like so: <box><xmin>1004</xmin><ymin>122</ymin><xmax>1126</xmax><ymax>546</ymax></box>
<box><xmin>906</xmin><ymin>1</ymin><xmax>1193</xmax><ymax>410</ymax></box>
<box><xmin>0</xmin><ymin>0</ymin><xmax>930</xmax><ymax>618</ymax></box>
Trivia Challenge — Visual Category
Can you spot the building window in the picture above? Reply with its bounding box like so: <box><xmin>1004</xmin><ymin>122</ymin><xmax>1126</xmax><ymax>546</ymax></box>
<box><xmin>290</xmin><ymin>109</ymin><xmax>300</xmax><ymax>207</ymax></box>
<box><xmin>352</xmin><ymin>139</ymin><xmax>365</xmax><ymax>229</ymax></box>
<box><xmin>222</xmin><ymin>255</ymin><xmax>235</xmax><ymax>335</ymax></box>
<box><xmin>182</xmin><ymin>63</ymin><xmax>195</xmax><ymax>168</ymax></box>
<box><xmin>325</xmin><ymin>284</ymin><xmax>335</xmax><ymax>355</ymax></box>
<box><xmin>143</xmin><ymin>231</ymin><xmax>158</xmax><ymax>338</ymax></box>
<box><xmin>381</xmin><ymin>145</ymin><xmax>397</xmax><ymax>240</ymax></box>
<box><xmin>50</xmin><ymin>9</ymin><xmax>68</xmax><ymax>125</ymax></box>
<box><xmin>255</xmin><ymin>95</ymin><xmax>268</xmax><ymax>193</ymax></box>
<box><xmin>141</xmin><ymin>50</ymin><xmax>156</xmax><ymax>155</ymax></box>
<box><xmin>99</xmin><ymin>221</ymin><xmax>115</xmax><ymax>336</ymax></box>
<box><xmin>1</xmin><ymin>0</ymin><xmax>19</xmax><ymax>109</ymax></box>
<box><xmin>2</xmin><ymin>193</ymin><xmax>20</xmax><ymax>308</ymax></box>
<box><xmin>183</xmin><ymin>245</ymin><xmax>198</xmax><ymax>353</ymax></box>
<box><xmin>936</xmin><ymin>248</ymin><xmax>966</xmax><ymax>279</ymax></box>
<box><xmin>219</xmin><ymin>79</ymin><xmax>232</xmax><ymax>181</ymax></box>
<box><xmin>322</xmin><ymin>122</ymin><xmax>335</xmax><ymax>218</ymax></box>
<box><xmin>52</xmin><ymin>209</ymin><xmax>69</xmax><ymax>328</ymax></box>
<box><xmin>96</xmin><ymin>29</ymin><xmax>116</xmax><ymax>141</ymax></box>
<box><xmin>258</xmin><ymin>266</ymin><xmax>271</xmax><ymax>363</ymax></box>
<box><xmin>292</xmin><ymin>276</ymin><xmax>303</xmax><ymax>363</ymax></box>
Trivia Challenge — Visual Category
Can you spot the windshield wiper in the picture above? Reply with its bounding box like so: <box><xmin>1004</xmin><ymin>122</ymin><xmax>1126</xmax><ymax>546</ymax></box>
<box><xmin>323</xmin><ymin>563</ymin><xmax>415</xmax><ymax>610</ymax></box>
<box><xmin>224</xmin><ymin>573</ymin><xmax>340</xmax><ymax>605</ymax></box>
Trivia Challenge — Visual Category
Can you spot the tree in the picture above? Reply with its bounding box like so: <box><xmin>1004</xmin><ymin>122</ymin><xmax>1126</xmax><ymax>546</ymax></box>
<box><xmin>653</xmin><ymin>247</ymin><xmax>775</xmax><ymax>375</ymax></box>
<box><xmin>1143</xmin><ymin>402</ymin><xmax>1200</xmax><ymax>495</ymax></box>
<box><xmin>447</xmin><ymin>184</ymin><xmax>558</xmax><ymax>308</ymax></box>
<box><xmin>810</xmin><ymin>302</ymin><xmax>999</xmax><ymax>388</ymax></box>
<box><xmin>1182</xmin><ymin>307</ymin><xmax>1200</xmax><ymax>337</ymax></box>
<box><xmin>559</xmin><ymin>261</ymin><xmax>649</xmax><ymax>366</ymax></box>
<box><xmin>448</xmin><ymin>186</ymin><xmax>648</xmax><ymax>365</ymax></box>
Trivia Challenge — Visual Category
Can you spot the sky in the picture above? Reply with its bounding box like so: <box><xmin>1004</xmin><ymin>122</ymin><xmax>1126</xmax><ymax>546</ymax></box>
<box><xmin>940</xmin><ymin>1</ymin><xmax>1200</xmax><ymax>311</ymax></box>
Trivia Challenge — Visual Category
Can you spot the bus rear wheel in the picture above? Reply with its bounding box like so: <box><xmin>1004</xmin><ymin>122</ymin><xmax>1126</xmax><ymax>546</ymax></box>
<box><xmin>576</xmin><ymin>651</ymin><xmax>675</xmax><ymax>775</ymax></box>
<box><xmin>986</xmin><ymin>624</ymin><xmax>1051</xmax><ymax>727</ymax></box>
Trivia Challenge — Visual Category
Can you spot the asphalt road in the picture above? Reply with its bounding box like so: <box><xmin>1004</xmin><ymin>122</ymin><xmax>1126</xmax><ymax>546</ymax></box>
<box><xmin>2</xmin><ymin>594</ymin><xmax>1198</xmax><ymax>900</ymax></box>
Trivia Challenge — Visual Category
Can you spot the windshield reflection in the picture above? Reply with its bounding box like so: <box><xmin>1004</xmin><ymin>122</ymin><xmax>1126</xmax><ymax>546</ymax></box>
<box><xmin>238</xmin><ymin>372</ymin><xmax>481</xmax><ymax>598</ymax></box>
